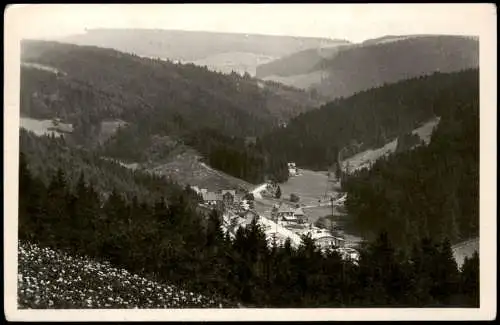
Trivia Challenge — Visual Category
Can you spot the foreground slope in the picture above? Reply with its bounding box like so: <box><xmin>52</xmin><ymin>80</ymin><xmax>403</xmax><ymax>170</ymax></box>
<box><xmin>18</xmin><ymin>241</ymin><xmax>236</xmax><ymax>308</ymax></box>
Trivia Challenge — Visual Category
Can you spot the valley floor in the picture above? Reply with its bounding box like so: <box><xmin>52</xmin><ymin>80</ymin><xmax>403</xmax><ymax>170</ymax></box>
<box><xmin>251</xmin><ymin>169</ymin><xmax>363</xmax><ymax>248</ymax></box>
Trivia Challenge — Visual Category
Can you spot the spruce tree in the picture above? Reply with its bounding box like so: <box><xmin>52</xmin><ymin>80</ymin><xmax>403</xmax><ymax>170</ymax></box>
<box><xmin>460</xmin><ymin>251</ymin><xmax>479</xmax><ymax>307</ymax></box>
<box><xmin>275</xmin><ymin>185</ymin><xmax>282</xmax><ymax>199</ymax></box>
<box><xmin>434</xmin><ymin>238</ymin><xmax>461</xmax><ymax>305</ymax></box>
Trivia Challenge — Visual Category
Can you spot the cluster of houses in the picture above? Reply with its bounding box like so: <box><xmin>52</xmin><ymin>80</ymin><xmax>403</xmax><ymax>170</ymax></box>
<box><xmin>192</xmin><ymin>184</ymin><xmax>359</xmax><ymax>262</ymax></box>
<box><xmin>272</xmin><ymin>204</ymin><xmax>307</xmax><ymax>225</ymax></box>
<box><xmin>191</xmin><ymin>186</ymin><xmax>254</xmax><ymax>213</ymax></box>
<box><xmin>270</xmin><ymin>202</ymin><xmax>357</xmax><ymax>259</ymax></box>
<box><xmin>301</xmin><ymin>228</ymin><xmax>346</xmax><ymax>249</ymax></box>
<box><xmin>191</xmin><ymin>187</ymin><xmax>236</xmax><ymax>207</ymax></box>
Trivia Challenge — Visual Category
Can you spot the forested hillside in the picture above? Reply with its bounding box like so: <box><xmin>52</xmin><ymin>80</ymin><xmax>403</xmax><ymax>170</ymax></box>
<box><xmin>21</xmin><ymin>40</ymin><xmax>322</xmax><ymax>138</ymax></box>
<box><xmin>343</xmin><ymin>93</ymin><xmax>479</xmax><ymax>251</ymax></box>
<box><xmin>255</xmin><ymin>45</ymin><xmax>347</xmax><ymax>78</ymax></box>
<box><xmin>21</xmin><ymin>40</ymin><xmax>322</xmax><ymax>183</ymax></box>
<box><xmin>19</xmin><ymin>152</ymin><xmax>479</xmax><ymax>307</ymax></box>
<box><xmin>19</xmin><ymin>129</ymin><xmax>184</xmax><ymax>204</ymax></box>
<box><xmin>257</xmin><ymin>35</ymin><xmax>478</xmax><ymax>99</ymax></box>
<box><xmin>258</xmin><ymin>69</ymin><xmax>479</xmax><ymax>171</ymax></box>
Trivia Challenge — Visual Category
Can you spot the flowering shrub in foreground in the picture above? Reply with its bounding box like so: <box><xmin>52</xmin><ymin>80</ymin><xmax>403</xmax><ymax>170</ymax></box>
<box><xmin>18</xmin><ymin>241</ymin><xmax>232</xmax><ymax>309</ymax></box>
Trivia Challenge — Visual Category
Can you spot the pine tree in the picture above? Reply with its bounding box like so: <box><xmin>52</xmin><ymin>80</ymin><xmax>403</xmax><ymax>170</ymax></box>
<box><xmin>460</xmin><ymin>251</ymin><xmax>479</xmax><ymax>306</ymax></box>
<box><xmin>44</xmin><ymin>168</ymin><xmax>69</xmax><ymax>247</ymax></box>
<box><xmin>19</xmin><ymin>152</ymin><xmax>34</xmax><ymax>240</ymax></box>
<box><xmin>433</xmin><ymin>238</ymin><xmax>461</xmax><ymax>305</ymax></box>
<box><xmin>275</xmin><ymin>186</ymin><xmax>282</xmax><ymax>199</ymax></box>
<box><xmin>206</xmin><ymin>209</ymin><xmax>224</xmax><ymax>249</ymax></box>
<box><xmin>357</xmin><ymin>231</ymin><xmax>394</xmax><ymax>305</ymax></box>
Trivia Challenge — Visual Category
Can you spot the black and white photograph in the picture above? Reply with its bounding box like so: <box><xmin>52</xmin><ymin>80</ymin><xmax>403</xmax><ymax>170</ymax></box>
<box><xmin>4</xmin><ymin>3</ymin><xmax>496</xmax><ymax>321</ymax></box>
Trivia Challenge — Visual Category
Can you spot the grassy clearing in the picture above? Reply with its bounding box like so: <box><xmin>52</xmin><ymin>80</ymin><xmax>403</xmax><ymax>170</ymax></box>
<box><xmin>21</xmin><ymin>62</ymin><xmax>66</xmax><ymax>75</ymax></box>
<box><xmin>278</xmin><ymin>169</ymin><xmax>331</xmax><ymax>205</ymax></box>
<box><xmin>189</xmin><ymin>52</ymin><xmax>277</xmax><ymax>76</ymax></box>
<box><xmin>262</xmin><ymin>70</ymin><xmax>325</xmax><ymax>90</ymax></box>
<box><xmin>254</xmin><ymin>169</ymin><xmax>333</xmax><ymax>217</ymax></box>
<box><xmin>20</xmin><ymin>117</ymin><xmax>73</xmax><ymax>138</ymax></box>
<box><xmin>143</xmin><ymin>148</ymin><xmax>252</xmax><ymax>193</ymax></box>
<box><xmin>98</xmin><ymin>119</ymin><xmax>129</xmax><ymax>144</ymax></box>
<box><xmin>411</xmin><ymin>116</ymin><xmax>441</xmax><ymax>145</ymax></box>
<box><xmin>452</xmin><ymin>237</ymin><xmax>479</xmax><ymax>268</ymax></box>
<box><xmin>343</xmin><ymin>117</ymin><xmax>441</xmax><ymax>173</ymax></box>
<box><xmin>18</xmin><ymin>241</ymin><xmax>234</xmax><ymax>309</ymax></box>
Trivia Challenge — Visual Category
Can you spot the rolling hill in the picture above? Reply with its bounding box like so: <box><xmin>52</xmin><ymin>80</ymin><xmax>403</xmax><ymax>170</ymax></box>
<box><xmin>256</xmin><ymin>35</ymin><xmax>479</xmax><ymax>100</ymax></box>
<box><xmin>256</xmin><ymin>44</ymin><xmax>348</xmax><ymax>79</ymax></box>
<box><xmin>21</xmin><ymin>40</ymin><xmax>323</xmax><ymax>138</ymax></box>
<box><xmin>21</xmin><ymin>40</ymin><xmax>320</xmax><ymax>184</ymax></box>
<box><xmin>57</xmin><ymin>28</ymin><xmax>350</xmax><ymax>76</ymax></box>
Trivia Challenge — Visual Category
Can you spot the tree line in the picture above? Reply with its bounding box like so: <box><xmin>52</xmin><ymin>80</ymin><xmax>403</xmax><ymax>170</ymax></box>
<box><xmin>19</xmin><ymin>152</ymin><xmax>479</xmax><ymax>307</ymax></box>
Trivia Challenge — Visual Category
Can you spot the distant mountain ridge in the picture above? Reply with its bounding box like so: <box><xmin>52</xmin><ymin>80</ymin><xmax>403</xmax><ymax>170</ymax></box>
<box><xmin>256</xmin><ymin>35</ymin><xmax>479</xmax><ymax>99</ymax></box>
<box><xmin>57</xmin><ymin>28</ymin><xmax>350</xmax><ymax>76</ymax></box>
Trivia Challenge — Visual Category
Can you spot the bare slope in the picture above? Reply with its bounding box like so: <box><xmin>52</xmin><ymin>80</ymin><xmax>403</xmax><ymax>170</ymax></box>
<box><xmin>144</xmin><ymin>147</ymin><xmax>253</xmax><ymax>192</ymax></box>
<box><xmin>343</xmin><ymin>117</ymin><xmax>441</xmax><ymax>173</ymax></box>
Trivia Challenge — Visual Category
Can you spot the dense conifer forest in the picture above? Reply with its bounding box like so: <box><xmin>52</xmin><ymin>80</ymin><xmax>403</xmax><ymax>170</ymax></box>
<box><xmin>257</xmin><ymin>35</ymin><xmax>478</xmax><ymax>100</ymax></box>
<box><xmin>19</xmin><ymin>151</ymin><xmax>479</xmax><ymax>307</ymax></box>
<box><xmin>20</xmin><ymin>129</ymin><xmax>183</xmax><ymax>204</ymax></box>
<box><xmin>342</xmin><ymin>91</ymin><xmax>479</xmax><ymax>251</ymax></box>
<box><xmin>259</xmin><ymin>69</ymin><xmax>478</xmax><ymax>171</ymax></box>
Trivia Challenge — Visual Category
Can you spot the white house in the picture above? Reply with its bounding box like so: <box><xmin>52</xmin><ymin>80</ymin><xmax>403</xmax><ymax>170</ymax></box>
<box><xmin>190</xmin><ymin>186</ymin><xmax>201</xmax><ymax>194</ymax></box>
<box><xmin>302</xmin><ymin>228</ymin><xmax>346</xmax><ymax>250</ymax></box>
<box><xmin>276</xmin><ymin>205</ymin><xmax>297</xmax><ymax>223</ymax></box>
<box><xmin>288</xmin><ymin>162</ymin><xmax>298</xmax><ymax>177</ymax></box>
<box><xmin>202</xmin><ymin>191</ymin><xmax>221</xmax><ymax>206</ymax></box>
<box><xmin>293</xmin><ymin>208</ymin><xmax>307</xmax><ymax>224</ymax></box>
<box><xmin>337</xmin><ymin>247</ymin><xmax>360</xmax><ymax>262</ymax></box>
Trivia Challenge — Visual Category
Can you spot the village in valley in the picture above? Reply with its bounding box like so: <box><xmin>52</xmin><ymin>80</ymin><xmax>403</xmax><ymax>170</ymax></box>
<box><xmin>190</xmin><ymin>161</ymin><xmax>360</xmax><ymax>262</ymax></box>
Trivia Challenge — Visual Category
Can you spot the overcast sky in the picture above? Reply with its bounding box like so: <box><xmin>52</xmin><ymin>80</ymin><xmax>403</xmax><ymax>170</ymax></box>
<box><xmin>5</xmin><ymin>4</ymin><xmax>495</xmax><ymax>43</ymax></box>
